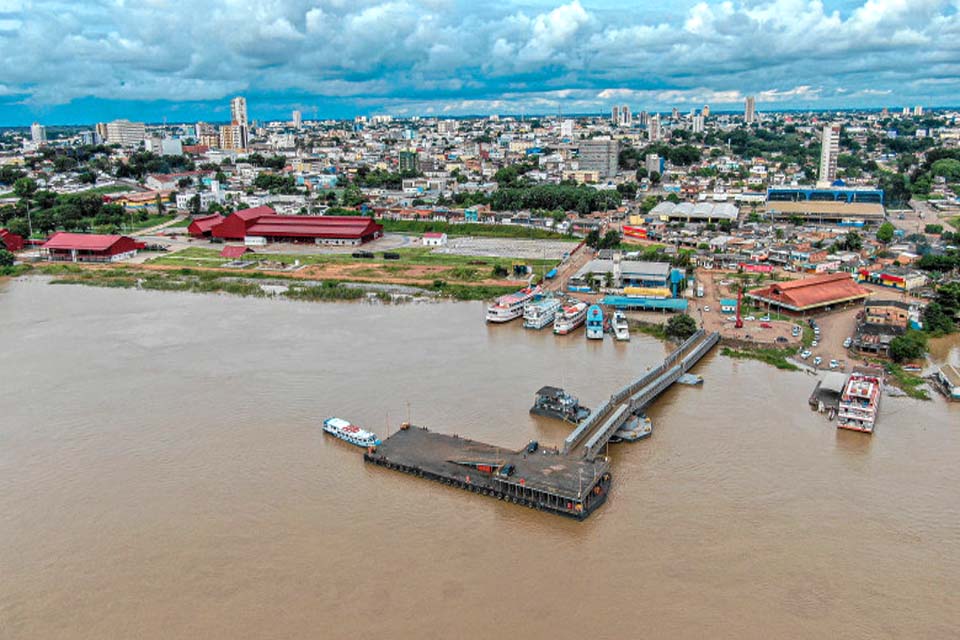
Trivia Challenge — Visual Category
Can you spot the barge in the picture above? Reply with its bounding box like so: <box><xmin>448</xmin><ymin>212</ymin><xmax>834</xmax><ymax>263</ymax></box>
<box><xmin>364</xmin><ymin>425</ymin><xmax>612</xmax><ymax>520</ymax></box>
<box><xmin>530</xmin><ymin>386</ymin><xmax>591</xmax><ymax>423</ymax></box>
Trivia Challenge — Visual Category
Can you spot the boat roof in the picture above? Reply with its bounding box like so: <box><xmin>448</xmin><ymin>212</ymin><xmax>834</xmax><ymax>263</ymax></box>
<box><xmin>536</xmin><ymin>386</ymin><xmax>567</xmax><ymax>397</ymax></box>
<box><xmin>326</xmin><ymin>417</ymin><xmax>352</xmax><ymax>428</ymax></box>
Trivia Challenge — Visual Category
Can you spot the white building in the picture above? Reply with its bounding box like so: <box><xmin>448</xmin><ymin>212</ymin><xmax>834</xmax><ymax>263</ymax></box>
<box><xmin>560</xmin><ymin>119</ymin><xmax>574</xmax><ymax>138</ymax></box>
<box><xmin>106</xmin><ymin>119</ymin><xmax>146</xmax><ymax>147</ymax></box>
<box><xmin>30</xmin><ymin>122</ymin><xmax>47</xmax><ymax>144</ymax></box>
<box><xmin>421</xmin><ymin>232</ymin><xmax>448</xmax><ymax>246</ymax></box>
<box><xmin>744</xmin><ymin>96</ymin><xmax>756</xmax><ymax>124</ymax></box>
<box><xmin>692</xmin><ymin>115</ymin><xmax>705</xmax><ymax>134</ymax></box>
<box><xmin>292</xmin><ymin>110</ymin><xmax>302</xmax><ymax>130</ymax></box>
<box><xmin>818</xmin><ymin>124</ymin><xmax>840</xmax><ymax>186</ymax></box>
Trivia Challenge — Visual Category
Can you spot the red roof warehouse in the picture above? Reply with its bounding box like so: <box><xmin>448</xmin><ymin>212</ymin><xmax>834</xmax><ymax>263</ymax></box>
<box><xmin>0</xmin><ymin>228</ymin><xmax>25</xmax><ymax>252</ymax></box>
<box><xmin>209</xmin><ymin>206</ymin><xmax>383</xmax><ymax>245</ymax></box>
<box><xmin>41</xmin><ymin>232</ymin><xmax>146</xmax><ymax>263</ymax></box>
<box><xmin>747</xmin><ymin>272</ymin><xmax>870</xmax><ymax>314</ymax></box>
<box><xmin>187</xmin><ymin>213</ymin><xmax>226</xmax><ymax>238</ymax></box>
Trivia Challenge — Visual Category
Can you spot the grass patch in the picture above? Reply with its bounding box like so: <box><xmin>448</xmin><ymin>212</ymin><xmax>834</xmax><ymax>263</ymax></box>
<box><xmin>125</xmin><ymin>214</ymin><xmax>177</xmax><ymax>232</ymax></box>
<box><xmin>0</xmin><ymin>263</ymin><xmax>34</xmax><ymax>277</ymax></box>
<box><xmin>166</xmin><ymin>217</ymin><xmax>192</xmax><ymax>228</ymax></box>
<box><xmin>885</xmin><ymin>363</ymin><xmax>930</xmax><ymax>400</ymax></box>
<box><xmin>284</xmin><ymin>282</ymin><xmax>366</xmax><ymax>301</ymax></box>
<box><xmin>629</xmin><ymin>320</ymin><xmax>668</xmax><ymax>341</ymax></box>
<box><xmin>948</xmin><ymin>216</ymin><xmax>960</xmax><ymax>231</ymax></box>
<box><xmin>721</xmin><ymin>346</ymin><xmax>800</xmax><ymax>371</ymax></box>
<box><xmin>80</xmin><ymin>185</ymin><xmax>138</xmax><ymax>195</ymax></box>
<box><xmin>379</xmin><ymin>219</ymin><xmax>577</xmax><ymax>241</ymax></box>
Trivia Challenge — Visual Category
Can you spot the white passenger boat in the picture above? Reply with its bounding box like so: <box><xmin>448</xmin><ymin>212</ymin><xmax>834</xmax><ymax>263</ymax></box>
<box><xmin>323</xmin><ymin>417</ymin><xmax>381</xmax><ymax>447</ymax></box>
<box><xmin>523</xmin><ymin>296</ymin><xmax>562</xmax><ymax>329</ymax></box>
<box><xmin>486</xmin><ymin>286</ymin><xmax>542</xmax><ymax>323</ymax></box>
<box><xmin>553</xmin><ymin>300</ymin><xmax>588</xmax><ymax>335</ymax></box>
<box><xmin>612</xmin><ymin>310</ymin><xmax>630</xmax><ymax>341</ymax></box>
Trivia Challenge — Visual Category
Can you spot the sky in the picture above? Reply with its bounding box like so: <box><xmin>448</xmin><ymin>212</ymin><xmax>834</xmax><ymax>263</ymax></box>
<box><xmin>0</xmin><ymin>0</ymin><xmax>958</xmax><ymax>126</ymax></box>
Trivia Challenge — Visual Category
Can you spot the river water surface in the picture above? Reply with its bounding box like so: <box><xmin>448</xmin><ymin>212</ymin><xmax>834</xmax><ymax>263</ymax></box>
<box><xmin>1</xmin><ymin>278</ymin><xmax>958</xmax><ymax>639</ymax></box>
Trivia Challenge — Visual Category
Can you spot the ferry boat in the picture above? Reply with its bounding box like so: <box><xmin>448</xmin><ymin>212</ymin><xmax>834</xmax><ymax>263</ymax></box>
<box><xmin>530</xmin><ymin>386</ymin><xmax>591</xmax><ymax>423</ymax></box>
<box><xmin>612</xmin><ymin>310</ymin><xmax>630</xmax><ymax>341</ymax></box>
<box><xmin>322</xmin><ymin>417</ymin><xmax>381</xmax><ymax>447</ymax></box>
<box><xmin>611</xmin><ymin>413</ymin><xmax>653</xmax><ymax>443</ymax></box>
<box><xmin>554</xmin><ymin>300</ymin><xmax>588</xmax><ymax>335</ymax></box>
<box><xmin>523</xmin><ymin>295</ymin><xmax>563</xmax><ymax>330</ymax></box>
<box><xmin>485</xmin><ymin>286</ymin><xmax>542</xmax><ymax>323</ymax></box>
<box><xmin>586</xmin><ymin>305</ymin><xmax>604</xmax><ymax>340</ymax></box>
<box><xmin>837</xmin><ymin>367</ymin><xmax>883</xmax><ymax>434</ymax></box>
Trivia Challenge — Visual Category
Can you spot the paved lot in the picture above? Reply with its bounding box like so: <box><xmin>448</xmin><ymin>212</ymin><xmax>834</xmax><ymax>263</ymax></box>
<box><xmin>433</xmin><ymin>237</ymin><xmax>575</xmax><ymax>261</ymax></box>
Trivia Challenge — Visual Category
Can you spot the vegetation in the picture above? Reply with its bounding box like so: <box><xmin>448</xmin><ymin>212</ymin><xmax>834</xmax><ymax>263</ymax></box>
<box><xmin>884</xmin><ymin>363</ymin><xmax>930</xmax><ymax>400</ymax></box>
<box><xmin>0</xmin><ymin>248</ymin><xmax>13</xmax><ymax>267</ymax></box>
<box><xmin>876</xmin><ymin>221</ymin><xmax>896</xmax><ymax>244</ymax></box>
<box><xmin>585</xmin><ymin>228</ymin><xmax>622</xmax><ymax>250</ymax></box>
<box><xmin>888</xmin><ymin>330</ymin><xmax>928</xmax><ymax>363</ymax></box>
<box><xmin>720</xmin><ymin>346</ymin><xmax>799</xmax><ymax>371</ymax></box>
<box><xmin>665</xmin><ymin>314</ymin><xmax>698</xmax><ymax>340</ymax></box>
<box><xmin>377</xmin><ymin>219</ymin><xmax>575</xmax><ymax>240</ymax></box>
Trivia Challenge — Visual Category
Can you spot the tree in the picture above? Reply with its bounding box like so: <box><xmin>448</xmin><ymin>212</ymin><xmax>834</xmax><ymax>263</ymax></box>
<box><xmin>876</xmin><ymin>221</ymin><xmax>895</xmax><ymax>244</ymax></box>
<box><xmin>843</xmin><ymin>231</ymin><xmax>863</xmax><ymax>251</ymax></box>
<box><xmin>923</xmin><ymin>302</ymin><xmax>955</xmax><ymax>334</ymax></box>
<box><xmin>585</xmin><ymin>229</ymin><xmax>601</xmax><ymax>249</ymax></box>
<box><xmin>0</xmin><ymin>249</ymin><xmax>13</xmax><ymax>267</ymax></box>
<box><xmin>13</xmin><ymin>177</ymin><xmax>37</xmax><ymax>200</ymax></box>
<box><xmin>888</xmin><ymin>330</ymin><xmax>927</xmax><ymax>363</ymax></box>
<box><xmin>665</xmin><ymin>314</ymin><xmax>698</xmax><ymax>341</ymax></box>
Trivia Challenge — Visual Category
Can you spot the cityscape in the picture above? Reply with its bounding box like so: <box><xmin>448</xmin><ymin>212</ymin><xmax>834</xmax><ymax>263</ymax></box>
<box><xmin>1</xmin><ymin>1</ymin><xmax>959</xmax><ymax>639</ymax></box>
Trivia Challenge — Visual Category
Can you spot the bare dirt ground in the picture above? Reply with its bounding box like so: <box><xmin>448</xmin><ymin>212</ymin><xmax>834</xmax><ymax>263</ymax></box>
<box><xmin>696</xmin><ymin>270</ymin><xmax>801</xmax><ymax>347</ymax></box>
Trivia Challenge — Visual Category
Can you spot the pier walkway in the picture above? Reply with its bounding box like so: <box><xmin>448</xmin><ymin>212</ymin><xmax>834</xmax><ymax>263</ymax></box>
<box><xmin>563</xmin><ymin>330</ymin><xmax>720</xmax><ymax>460</ymax></box>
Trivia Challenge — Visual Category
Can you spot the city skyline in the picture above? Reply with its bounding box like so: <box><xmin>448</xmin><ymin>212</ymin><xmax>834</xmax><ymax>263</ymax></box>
<box><xmin>1</xmin><ymin>0</ymin><xmax>959</xmax><ymax>126</ymax></box>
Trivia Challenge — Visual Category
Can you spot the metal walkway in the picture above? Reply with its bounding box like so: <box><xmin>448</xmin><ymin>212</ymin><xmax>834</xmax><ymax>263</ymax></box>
<box><xmin>563</xmin><ymin>330</ymin><xmax>720</xmax><ymax>460</ymax></box>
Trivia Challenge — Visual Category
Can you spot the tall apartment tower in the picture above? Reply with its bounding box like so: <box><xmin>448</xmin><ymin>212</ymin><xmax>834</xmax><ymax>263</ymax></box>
<box><xmin>560</xmin><ymin>119</ymin><xmax>574</xmax><ymax>138</ymax></box>
<box><xmin>702</xmin><ymin>104</ymin><xmax>711</xmax><ymax>118</ymax></box>
<box><xmin>30</xmin><ymin>122</ymin><xmax>47</xmax><ymax>144</ymax></box>
<box><xmin>744</xmin><ymin>96</ymin><xmax>756</xmax><ymax>124</ymax></box>
<box><xmin>229</xmin><ymin>96</ymin><xmax>249</xmax><ymax>148</ymax></box>
<box><xmin>692</xmin><ymin>115</ymin><xmax>705</xmax><ymax>134</ymax></box>
<box><xmin>619</xmin><ymin>105</ymin><xmax>632</xmax><ymax>126</ymax></box>
<box><xmin>913</xmin><ymin>105</ymin><xmax>924</xmax><ymax>117</ymax></box>
<box><xmin>578</xmin><ymin>138</ymin><xmax>619</xmax><ymax>179</ymax></box>
<box><xmin>611</xmin><ymin>106</ymin><xmax>620</xmax><ymax>125</ymax></box>
<box><xmin>292</xmin><ymin>110</ymin><xmax>302</xmax><ymax>130</ymax></box>
<box><xmin>648</xmin><ymin>114</ymin><xmax>661</xmax><ymax>141</ymax></box>
<box><xmin>818</xmin><ymin>124</ymin><xmax>841</xmax><ymax>186</ymax></box>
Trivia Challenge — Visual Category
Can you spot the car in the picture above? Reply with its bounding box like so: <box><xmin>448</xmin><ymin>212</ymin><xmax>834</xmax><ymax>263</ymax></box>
<box><xmin>843</xmin><ymin>338</ymin><xmax>852</xmax><ymax>348</ymax></box>
<box><xmin>526</xmin><ymin>440</ymin><xmax>539</xmax><ymax>454</ymax></box>
<box><xmin>703</xmin><ymin>306</ymin><xmax>711</xmax><ymax>312</ymax></box>
<box><xmin>744</xmin><ymin>315</ymin><xmax>756</xmax><ymax>321</ymax></box>
<box><xmin>813</xmin><ymin>356</ymin><xmax>822</xmax><ymax>367</ymax></box>
<box><xmin>760</xmin><ymin>322</ymin><xmax>773</xmax><ymax>328</ymax></box>
<box><xmin>499</xmin><ymin>464</ymin><xmax>515</xmax><ymax>477</ymax></box>
<box><xmin>760</xmin><ymin>315</ymin><xmax>771</xmax><ymax>322</ymax></box>
<box><xmin>776</xmin><ymin>336</ymin><xmax>789</xmax><ymax>344</ymax></box>
<box><xmin>811</xmin><ymin>340</ymin><xmax>819</xmax><ymax>347</ymax></box>
<box><xmin>800</xmin><ymin>350</ymin><xmax>812</xmax><ymax>359</ymax></box>
<box><xmin>829</xmin><ymin>359</ymin><xmax>840</xmax><ymax>369</ymax></box>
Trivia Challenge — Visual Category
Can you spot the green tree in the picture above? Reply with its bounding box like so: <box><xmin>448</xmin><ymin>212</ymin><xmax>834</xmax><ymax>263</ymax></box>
<box><xmin>13</xmin><ymin>177</ymin><xmax>37</xmax><ymax>200</ymax></box>
<box><xmin>665</xmin><ymin>314</ymin><xmax>698</xmax><ymax>340</ymax></box>
<box><xmin>876</xmin><ymin>221</ymin><xmax>895</xmax><ymax>244</ymax></box>
<box><xmin>888</xmin><ymin>330</ymin><xmax>927</xmax><ymax>363</ymax></box>
<box><xmin>923</xmin><ymin>302</ymin><xmax>955</xmax><ymax>334</ymax></box>
<box><xmin>843</xmin><ymin>231</ymin><xmax>863</xmax><ymax>251</ymax></box>
<box><xmin>0</xmin><ymin>248</ymin><xmax>14</xmax><ymax>267</ymax></box>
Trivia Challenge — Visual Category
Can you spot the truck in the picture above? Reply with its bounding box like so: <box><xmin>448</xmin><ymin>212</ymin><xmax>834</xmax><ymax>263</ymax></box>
<box><xmin>696</xmin><ymin>284</ymin><xmax>704</xmax><ymax>298</ymax></box>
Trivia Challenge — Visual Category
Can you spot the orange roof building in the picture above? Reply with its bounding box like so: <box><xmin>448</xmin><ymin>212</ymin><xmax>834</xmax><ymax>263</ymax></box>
<box><xmin>747</xmin><ymin>272</ymin><xmax>870</xmax><ymax>313</ymax></box>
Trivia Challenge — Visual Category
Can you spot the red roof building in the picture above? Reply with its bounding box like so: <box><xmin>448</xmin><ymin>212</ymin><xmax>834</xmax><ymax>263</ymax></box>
<box><xmin>747</xmin><ymin>272</ymin><xmax>870</xmax><ymax>313</ymax></box>
<box><xmin>210</xmin><ymin>206</ymin><xmax>383</xmax><ymax>245</ymax></box>
<box><xmin>187</xmin><ymin>213</ymin><xmax>226</xmax><ymax>237</ymax></box>
<box><xmin>220</xmin><ymin>245</ymin><xmax>253</xmax><ymax>259</ymax></box>
<box><xmin>0</xmin><ymin>228</ymin><xmax>25</xmax><ymax>252</ymax></box>
<box><xmin>41</xmin><ymin>232</ymin><xmax>146</xmax><ymax>263</ymax></box>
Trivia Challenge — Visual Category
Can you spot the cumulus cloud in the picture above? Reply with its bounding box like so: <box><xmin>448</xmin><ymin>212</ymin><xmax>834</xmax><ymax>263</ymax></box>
<box><xmin>1</xmin><ymin>0</ymin><xmax>958</xmax><ymax>121</ymax></box>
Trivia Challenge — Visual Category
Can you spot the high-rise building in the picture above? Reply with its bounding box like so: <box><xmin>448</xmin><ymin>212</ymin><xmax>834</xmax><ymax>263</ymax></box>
<box><xmin>637</xmin><ymin>111</ymin><xmax>649</xmax><ymax>127</ymax></box>
<box><xmin>30</xmin><ymin>122</ymin><xmax>47</xmax><ymax>144</ymax></box>
<box><xmin>648</xmin><ymin>115</ymin><xmax>661</xmax><ymax>141</ymax></box>
<box><xmin>818</xmin><ymin>124</ymin><xmax>840</xmax><ymax>186</ymax></box>
<box><xmin>671</xmin><ymin>107</ymin><xmax>680</xmax><ymax>121</ymax></box>
<box><xmin>645</xmin><ymin>153</ymin><xmax>662</xmax><ymax>175</ymax></box>
<box><xmin>744</xmin><ymin>96</ymin><xmax>756</xmax><ymax>124</ymax></box>
<box><xmin>229</xmin><ymin>96</ymin><xmax>249</xmax><ymax>148</ymax></box>
<box><xmin>611</xmin><ymin>106</ymin><xmax>620</xmax><ymax>126</ymax></box>
<box><xmin>578</xmin><ymin>138</ymin><xmax>619</xmax><ymax>179</ymax></box>
<box><xmin>399</xmin><ymin>150</ymin><xmax>419</xmax><ymax>174</ymax></box>
<box><xmin>437</xmin><ymin>119</ymin><xmax>458</xmax><ymax>135</ymax></box>
<box><xmin>702</xmin><ymin>104</ymin><xmax>711</xmax><ymax>118</ymax></box>
<box><xmin>913</xmin><ymin>105</ymin><xmax>924</xmax><ymax>117</ymax></box>
<box><xmin>95</xmin><ymin>122</ymin><xmax>109</xmax><ymax>144</ymax></box>
<box><xmin>219</xmin><ymin>124</ymin><xmax>246</xmax><ymax>150</ymax></box>
<box><xmin>560</xmin><ymin>119</ymin><xmax>574</xmax><ymax>138</ymax></box>
<box><xmin>692</xmin><ymin>115</ymin><xmax>705</xmax><ymax>134</ymax></box>
<box><xmin>292</xmin><ymin>110</ymin><xmax>302</xmax><ymax>130</ymax></box>
<box><xmin>105</xmin><ymin>119</ymin><xmax>146</xmax><ymax>147</ymax></box>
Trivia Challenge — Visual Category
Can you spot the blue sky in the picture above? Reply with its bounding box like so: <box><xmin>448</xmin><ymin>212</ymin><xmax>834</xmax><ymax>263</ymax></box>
<box><xmin>0</xmin><ymin>0</ymin><xmax>957</xmax><ymax>126</ymax></box>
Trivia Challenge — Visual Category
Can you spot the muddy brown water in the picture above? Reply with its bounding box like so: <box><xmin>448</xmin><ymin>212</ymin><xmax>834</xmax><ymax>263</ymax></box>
<box><xmin>1</xmin><ymin>278</ymin><xmax>958</xmax><ymax>639</ymax></box>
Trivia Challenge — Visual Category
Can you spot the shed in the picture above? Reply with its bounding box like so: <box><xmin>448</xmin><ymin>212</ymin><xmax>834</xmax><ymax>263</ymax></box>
<box><xmin>220</xmin><ymin>245</ymin><xmax>254</xmax><ymax>259</ymax></box>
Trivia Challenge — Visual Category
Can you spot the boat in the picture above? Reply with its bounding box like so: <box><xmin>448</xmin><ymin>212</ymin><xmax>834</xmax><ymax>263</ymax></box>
<box><xmin>612</xmin><ymin>310</ymin><xmax>630</xmax><ymax>341</ymax></box>
<box><xmin>530</xmin><ymin>386</ymin><xmax>591</xmax><ymax>423</ymax></box>
<box><xmin>485</xmin><ymin>285</ymin><xmax>542</xmax><ymax>323</ymax></box>
<box><xmin>523</xmin><ymin>295</ymin><xmax>563</xmax><ymax>330</ymax></box>
<box><xmin>553</xmin><ymin>300</ymin><xmax>588</xmax><ymax>335</ymax></box>
<box><xmin>837</xmin><ymin>367</ymin><xmax>883</xmax><ymax>434</ymax></box>
<box><xmin>612</xmin><ymin>413</ymin><xmax>653</xmax><ymax>442</ymax></box>
<box><xmin>676</xmin><ymin>373</ymin><xmax>703</xmax><ymax>386</ymax></box>
<box><xmin>322</xmin><ymin>417</ymin><xmax>381</xmax><ymax>447</ymax></box>
<box><xmin>586</xmin><ymin>305</ymin><xmax>604</xmax><ymax>340</ymax></box>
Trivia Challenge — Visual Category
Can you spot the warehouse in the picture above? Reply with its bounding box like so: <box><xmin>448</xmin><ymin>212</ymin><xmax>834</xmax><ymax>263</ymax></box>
<box><xmin>210</xmin><ymin>206</ymin><xmax>383</xmax><ymax>245</ymax></box>
<box><xmin>650</xmin><ymin>201</ymin><xmax>739</xmax><ymax>223</ymax></box>
<box><xmin>41</xmin><ymin>232</ymin><xmax>145</xmax><ymax>262</ymax></box>
<box><xmin>187</xmin><ymin>213</ymin><xmax>226</xmax><ymax>238</ymax></box>
<box><xmin>747</xmin><ymin>272</ymin><xmax>870</xmax><ymax>314</ymax></box>
<box><xmin>0</xmin><ymin>228</ymin><xmax>25</xmax><ymax>252</ymax></box>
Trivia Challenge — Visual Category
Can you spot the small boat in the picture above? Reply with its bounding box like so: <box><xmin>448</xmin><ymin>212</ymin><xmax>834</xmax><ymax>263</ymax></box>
<box><xmin>676</xmin><ymin>373</ymin><xmax>703</xmax><ymax>386</ymax></box>
<box><xmin>586</xmin><ymin>305</ymin><xmax>604</xmax><ymax>340</ymax></box>
<box><xmin>612</xmin><ymin>310</ymin><xmax>630</xmax><ymax>341</ymax></box>
<box><xmin>613</xmin><ymin>413</ymin><xmax>653</xmax><ymax>442</ymax></box>
<box><xmin>486</xmin><ymin>285</ymin><xmax>542</xmax><ymax>323</ymax></box>
<box><xmin>553</xmin><ymin>300</ymin><xmax>588</xmax><ymax>335</ymax></box>
<box><xmin>322</xmin><ymin>417</ymin><xmax>381</xmax><ymax>447</ymax></box>
<box><xmin>523</xmin><ymin>295</ymin><xmax>562</xmax><ymax>329</ymax></box>
<box><xmin>530</xmin><ymin>386</ymin><xmax>591</xmax><ymax>423</ymax></box>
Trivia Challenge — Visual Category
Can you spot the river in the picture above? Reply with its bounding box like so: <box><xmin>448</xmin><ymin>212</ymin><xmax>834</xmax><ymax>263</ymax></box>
<box><xmin>1</xmin><ymin>278</ymin><xmax>958</xmax><ymax>639</ymax></box>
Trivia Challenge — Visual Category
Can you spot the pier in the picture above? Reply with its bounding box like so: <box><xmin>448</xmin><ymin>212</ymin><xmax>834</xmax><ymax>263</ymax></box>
<box><xmin>365</xmin><ymin>329</ymin><xmax>719</xmax><ymax>520</ymax></box>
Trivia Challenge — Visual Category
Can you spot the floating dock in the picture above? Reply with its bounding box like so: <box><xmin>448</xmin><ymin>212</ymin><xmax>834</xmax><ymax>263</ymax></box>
<box><xmin>364</xmin><ymin>426</ymin><xmax>611</xmax><ymax>520</ymax></box>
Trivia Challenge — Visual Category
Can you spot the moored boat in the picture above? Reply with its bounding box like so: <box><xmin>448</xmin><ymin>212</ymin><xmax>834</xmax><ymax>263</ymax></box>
<box><xmin>530</xmin><ymin>386</ymin><xmax>591</xmax><ymax>423</ymax></box>
<box><xmin>837</xmin><ymin>367</ymin><xmax>883</xmax><ymax>434</ymax></box>
<box><xmin>323</xmin><ymin>417</ymin><xmax>381</xmax><ymax>447</ymax></box>
<box><xmin>554</xmin><ymin>300</ymin><xmax>588</xmax><ymax>335</ymax></box>
<box><xmin>612</xmin><ymin>413</ymin><xmax>653</xmax><ymax>442</ymax></box>
<box><xmin>612</xmin><ymin>310</ymin><xmax>630</xmax><ymax>341</ymax></box>
<box><xmin>486</xmin><ymin>286</ymin><xmax>542</xmax><ymax>323</ymax></box>
<box><xmin>523</xmin><ymin>295</ymin><xmax>563</xmax><ymax>330</ymax></box>
<box><xmin>586</xmin><ymin>305</ymin><xmax>604</xmax><ymax>340</ymax></box>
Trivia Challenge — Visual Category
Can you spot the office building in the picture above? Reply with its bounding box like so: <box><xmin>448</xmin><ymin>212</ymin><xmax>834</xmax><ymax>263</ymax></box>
<box><xmin>744</xmin><ymin>96</ymin><xmax>756</xmax><ymax>124</ymax></box>
<box><xmin>818</xmin><ymin>124</ymin><xmax>840</xmax><ymax>186</ymax></box>
<box><xmin>105</xmin><ymin>119</ymin><xmax>146</xmax><ymax>147</ymax></box>
<box><xmin>292</xmin><ymin>110</ymin><xmax>302</xmax><ymax>130</ymax></box>
<box><xmin>30</xmin><ymin>122</ymin><xmax>47</xmax><ymax>144</ymax></box>
<box><xmin>578</xmin><ymin>138</ymin><xmax>619</xmax><ymax>179</ymax></box>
